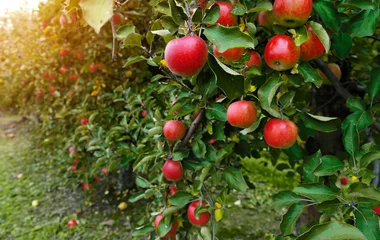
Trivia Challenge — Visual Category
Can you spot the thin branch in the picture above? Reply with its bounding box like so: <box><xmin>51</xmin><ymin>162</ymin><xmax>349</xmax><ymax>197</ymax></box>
<box><xmin>110</xmin><ymin>19</ymin><xmax>117</xmax><ymax>61</ymax></box>
<box><xmin>184</xmin><ymin>2</ymin><xmax>194</xmax><ymax>35</ymax></box>
<box><xmin>179</xmin><ymin>109</ymin><xmax>205</xmax><ymax>148</ymax></box>
<box><xmin>314</xmin><ymin>94</ymin><xmax>338</xmax><ymax>112</ymax></box>
<box><xmin>202</xmin><ymin>184</ymin><xmax>216</xmax><ymax>240</ymax></box>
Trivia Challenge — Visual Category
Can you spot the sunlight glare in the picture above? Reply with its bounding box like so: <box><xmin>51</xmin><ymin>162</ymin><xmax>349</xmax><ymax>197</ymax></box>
<box><xmin>0</xmin><ymin>0</ymin><xmax>46</xmax><ymax>15</ymax></box>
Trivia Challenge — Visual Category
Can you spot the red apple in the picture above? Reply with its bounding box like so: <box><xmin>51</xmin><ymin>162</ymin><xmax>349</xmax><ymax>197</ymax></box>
<box><xmin>60</xmin><ymin>65</ymin><xmax>69</xmax><ymax>73</ymax></box>
<box><xmin>264</xmin><ymin>34</ymin><xmax>300</xmax><ymax>71</ymax></box>
<box><xmin>48</xmin><ymin>74</ymin><xmax>56</xmax><ymax>81</ymax></box>
<box><xmin>82</xmin><ymin>183</ymin><xmax>92</xmax><ymax>190</ymax></box>
<box><xmin>257</xmin><ymin>11</ymin><xmax>274</xmax><ymax>30</ymax></box>
<box><xmin>141</xmin><ymin>110</ymin><xmax>148</xmax><ymax>118</ymax></box>
<box><xmin>154</xmin><ymin>214</ymin><xmax>178</xmax><ymax>238</ymax></box>
<box><xmin>263</xmin><ymin>119</ymin><xmax>298</xmax><ymax>149</ymax></box>
<box><xmin>168</xmin><ymin>185</ymin><xmax>178</xmax><ymax>196</ymax></box>
<box><xmin>300</xmin><ymin>26</ymin><xmax>325</xmax><ymax>61</ymax></box>
<box><xmin>111</xmin><ymin>13</ymin><xmax>124</xmax><ymax>25</ymax></box>
<box><xmin>339</xmin><ymin>176</ymin><xmax>349</xmax><ymax>185</ymax></box>
<box><xmin>97</xmin><ymin>63</ymin><xmax>104</xmax><ymax>70</ymax></box>
<box><xmin>187</xmin><ymin>200</ymin><xmax>210</xmax><ymax>226</ymax></box>
<box><xmin>69</xmin><ymin>74</ymin><xmax>80</xmax><ymax>81</ymax></box>
<box><xmin>163</xmin><ymin>120</ymin><xmax>186</xmax><ymax>141</ymax></box>
<box><xmin>213</xmin><ymin>45</ymin><xmax>245</xmax><ymax>63</ymax></box>
<box><xmin>162</xmin><ymin>159</ymin><xmax>183</xmax><ymax>181</ymax></box>
<box><xmin>318</xmin><ymin>63</ymin><xmax>342</xmax><ymax>81</ymax></box>
<box><xmin>76</xmin><ymin>52</ymin><xmax>85</xmax><ymax>59</ymax></box>
<box><xmin>89</xmin><ymin>63</ymin><xmax>97</xmax><ymax>72</ymax></box>
<box><xmin>164</xmin><ymin>36</ymin><xmax>208</xmax><ymax>77</ymax></box>
<box><xmin>80</xmin><ymin>118</ymin><xmax>89</xmax><ymax>125</ymax></box>
<box><xmin>101</xmin><ymin>168</ymin><xmax>109</xmax><ymax>175</ymax></box>
<box><xmin>60</xmin><ymin>49</ymin><xmax>69</xmax><ymax>57</ymax></box>
<box><xmin>59</xmin><ymin>14</ymin><xmax>76</xmax><ymax>26</ymax></box>
<box><xmin>41</xmin><ymin>20</ymin><xmax>49</xmax><ymax>28</ymax></box>
<box><xmin>227</xmin><ymin>101</ymin><xmax>257</xmax><ymax>128</ymax></box>
<box><xmin>373</xmin><ymin>206</ymin><xmax>380</xmax><ymax>215</ymax></box>
<box><xmin>213</xmin><ymin>1</ymin><xmax>237</xmax><ymax>26</ymax></box>
<box><xmin>73</xmin><ymin>159</ymin><xmax>80</xmax><ymax>165</ymax></box>
<box><xmin>42</xmin><ymin>72</ymin><xmax>50</xmax><ymax>79</ymax></box>
<box><xmin>95</xmin><ymin>176</ymin><xmax>101</xmax><ymax>183</ymax></box>
<box><xmin>71</xmin><ymin>165</ymin><xmax>77</xmax><ymax>172</ymax></box>
<box><xmin>209</xmin><ymin>139</ymin><xmax>217</xmax><ymax>144</ymax></box>
<box><xmin>67</xmin><ymin>219</ymin><xmax>78</xmax><ymax>228</ymax></box>
<box><xmin>198</xmin><ymin>0</ymin><xmax>208</xmax><ymax>9</ymax></box>
<box><xmin>49</xmin><ymin>85</ymin><xmax>55</xmax><ymax>93</ymax></box>
<box><xmin>246</xmin><ymin>51</ymin><xmax>262</xmax><ymax>69</ymax></box>
<box><xmin>68</xmin><ymin>146</ymin><xmax>74</xmax><ymax>153</ymax></box>
<box><xmin>273</xmin><ymin>0</ymin><xmax>312</xmax><ymax>28</ymax></box>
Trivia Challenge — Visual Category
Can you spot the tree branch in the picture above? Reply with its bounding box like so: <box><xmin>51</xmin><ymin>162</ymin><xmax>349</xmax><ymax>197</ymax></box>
<box><xmin>179</xmin><ymin>109</ymin><xmax>205</xmax><ymax>148</ymax></box>
<box><xmin>202</xmin><ymin>184</ymin><xmax>216</xmax><ymax>240</ymax></box>
<box><xmin>110</xmin><ymin>19</ymin><xmax>117</xmax><ymax>61</ymax></box>
<box><xmin>184</xmin><ymin>2</ymin><xmax>194</xmax><ymax>35</ymax></box>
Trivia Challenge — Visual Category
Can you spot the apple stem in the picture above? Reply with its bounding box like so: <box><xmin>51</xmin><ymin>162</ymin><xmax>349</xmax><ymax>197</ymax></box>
<box><xmin>110</xmin><ymin>18</ymin><xmax>117</xmax><ymax>61</ymax></box>
<box><xmin>184</xmin><ymin>2</ymin><xmax>194</xmax><ymax>36</ymax></box>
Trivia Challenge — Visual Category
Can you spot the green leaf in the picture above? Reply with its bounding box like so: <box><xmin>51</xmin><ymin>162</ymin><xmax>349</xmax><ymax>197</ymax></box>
<box><xmin>354</xmin><ymin>207</ymin><xmax>380</xmax><ymax>240</ymax></box>
<box><xmin>129</xmin><ymin>191</ymin><xmax>145</xmax><ymax>203</ymax></box>
<box><xmin>172</xmin><ymin>148</ymin><xmax>189</xmax><ymax>161</ymax></box>
<box><xmin>79</xmin><ymin>0</ymin><xmax>113</xmax><ymax>34</ymax></box>
<box><xmin>201</xmin><ymin>226</ymin><xmax>212</xmax><ymax>240</ymax></box>
<box><xmin>204</xmin><ymin>25</ymin><xmax>255</xmax><ymax>52</ymax></box>
<box><xmin>342</xmin><ymin>124</ymin><xmax>359</xmax><ymax>156</ymax></box>
<box><xmin>273</xmin><ymin>191</ymin><xmax>303</xmax><ymax>210</ymax></box>
<box><xmin>222</xmin><ymin>167</ymin><xmax>249</xmax><ymax>192</ymax></box>
<box><xmin>293</xmin><ymin>184</ymin><xmax>336</xmax><ymax>202</ymax></box>
<box><xmin>132</xmin><ymin>225</ymin><xmax>155</xmax><ymax>237</ymax></box>
<box><xmin>298</xmin><ymin>62</ymin><xmax>324</xmax><ymax>88</ymax></box>
<box><xmin>279</xmin><ymin>91</ymin><xmax>295</xmax><ymax>109</ymax></box>
<box><xmin>124</xmin><ymin>33</ymin><xmax>142</xmax><ymax>47</ymax></box>
<box><xmin>123</xmin><ymin>55</ymin><xmax>147</xmax><ymax>67</ymax></box>
<box><xmin>247</xmin><ymin>0</ymin><xmax>273</xmax><ymax>13</ymax></box>
<box><xmin>168</xmin><ymin>0</ymin><xmax>186</xmax><ymax>25</ymax></box>
<box><xmin>313</xmin><ymin>0</ymin><xmax>341</xmax><ymax>32</ymax></box>
<box><xmin>297</xmin><ymin>221</ymin><xmax>366</xmax><ymax>240</ymax></box>
<box><xmin>231</xmin><ymin>4</ymin><xmax>246</xmax><ymax>16</ymax></box>
<box><xmin>203</xmin><ymin>4</ymin><xmax>220</xmax><ymax>24</ymax></box>
<box><xmin>208</xmin><ymin>55</ymin><xmax>245</xmax><ymax>100</ymax></box>
<box><xmin>313</xmin><ymin>155</ymin><xmax>344</xmax><ymax>176</ymax></box>
<box><xmin>157</xmin><ymin>217</ymin><xmax>175</xmax><ymax>237</ymax></box>
<box><xmin>240</xmin><ymin>115</ymin><xmax>263</xmax><ymax>135</ymax></box>
<box><xmin>117</xmin><ymin>25</ymin><xmax>136</xmax><ymax>39</ymax></box>
<box><xmin>338</xmin><ymin>0</ymin><xmax>376</xmax><ymax>10</ymax></box>
<box><xmin>168</xmin><ymin>191</ymin><xmax>193</xmax><ymax>208</ymax></box>
<box><xmin>350</xmin><ymin>9</ymin><xmax>379</xmax><ymax>37</ymax></box>
<box><xmin>258</xmin><ymin>75</ymin><xmax>283</xmax><ymax>118</ymax></box>
<box><xmin>349</xmin><ymin>183</ymin><xmax>380</xmax><ymax>202</ymax></box>
<box><xmin>299</xmin><ymin>112</ymin><xmax>341</xmax><ymax>133</ymax></box>
<box><xmin>309</xmin><ymin>21</ymin><xmax>330</xmax><ymax>53</ymax></box>
<box><xmin>341</xmin><ymin>111</ymin><xmax>373</xmax><ymax>133</ymax></box>
<box><xmin>291</xmin><ymin>26</ymin><xmax>308</xmax><ymax>46</ymax></box>
<box><xmin>193</xmin><ymin>140</ymin><xmax>207</xmax><ymax>159</ymax></box>
<box><xmin>360</xmin><ymin>152</ymin><xmax>380</xmax><ymax>168</ymax></box>
<box><xmin>331</xmin><ymin>31</ymin><xmax>352</xmax><ymax>60</ymax></box>
<box><xmin>135</xmin><ymin>176</ymin><xmax>151</xmax><ymax>188</ymax></box>
<box><xmin>205</xmin><ymin>104</ymin><xmax>227</xmax><ymax>121</ymax></box>
<box><xmin>280</xmin><ymin>203</ymin><xmax>305</xmax><ymax>236</ymax></box>
<box><xmin>368</xmin><ymin>67</ymin><xmax>380</xmax><ymax>103</ymax></box>
<box><xmin>346</xmin><ymin>97</ymin><xmax>366</xmax><ymax>112</ymax></box>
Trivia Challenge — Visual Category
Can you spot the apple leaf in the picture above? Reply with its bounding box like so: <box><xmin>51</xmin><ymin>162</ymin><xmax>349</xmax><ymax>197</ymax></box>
<box><xmin>303</xmin><ymin>151</ymin><xmax>322</xmax><ymax>184</ymax></box>
<box><xmin>240</xmin><ymin>115</ymin><xmax>264</xmax><ymax>135</ymax></box>
<box><xmin>205</xmin><ymin>104</ymin><xmax>227</xmax><ymax>121</ymax></box>
<box><xmin>360</xmin><ymin>152</ymin><xmax>380</xmax><ymax>168</ymax></box>
<box><xmin>204</xmin><ymin>25</ymin><xmax>255</xmax><ymax>52</ymax></box>
<box><xmin>299</xmin><ymin>112</ymin><xmax>341</xmax><ymax>133</ymax></box>
<box><xmin>354</xmin><ymin>207</ymin><xmax>380</xmax><ymax>240</ymax></box>
<box><xmin>291</xmin><ymin>26</ymin><xmax>308</xmax><ymax>46</ymax></box>
<box><xmin>308</xmin><ymin>21</ymin><xmax>330</xmax><ymax>53</ymax></box>
<box><xmin>203</xmin><ymin>4</ymin><xmax>220</xmax><ymax>24</ymax></box>
<box><xmin>193</xmin><ymin>140</ymin><xmax>207</xmax><ymax>159</ymax></box>
<box><xmin>313</xmin><ymin>155</ymin><xmax>344</xmax><ymax>176</ymax></box>
<box><xmin>168</xmin><ymin>192</ymin><xmax>193</xmax><ymax>208</ymax></box>
<box><xmin>157</xmin><ymin>217</ymin><xmax>175</xmax><ymax>237</ymax></box>
<box><xmin>294</xmin><ymin>184</ymin><xmax>336</xmax><ymax>202</ymax></box>
<box><xmin>258</xmin><ymin>75</ymin><xmax>283</xmax><ymax>119</ymax></box>
<box><xmin>297</xmin><ymin>221</ymin><xmax>366</xmax><ymax>240</ymax></box>
<box><xmin>342</xmin><ymin>124</ymin><xmax>360</xmax><ymax>157</ymax></box>
<box><xmin>313</xmin><ymin>0</ymin><xmax>341</xmax><ymax>32</ymax></box>
<box><xmin>79</xmin><ymin>0</ymin><xmax>113</xmax><ymax>34</ymax></box>
<box><xmin>331</xmin><ymin>31</ymin><xmax>352</xmax><ymax>59</ymax></box>
<box><xmin>280</xmin><ymin>203</ymin><xmax>305</xmax><ymax>236</ymax></box>
<box><xmin>247</xmin><ymin>0</ymin><xmax>273</xmax><ymax>13</ymax></box>
<box><xmin>338</xmin><ymin>0</ymin><xmax>376</xmax><ymax>10</ymax></box>
<box><xmin>168</xmin><ymin>0</ymin><xmax>186</xmax><ymax>26</ymax></box>
<box><xmin>368</xmin><ymin>67</ymin><xmax>380</xmax><ymax>103</ymax></box>
<box><xmin>348</xmin><ymin>183</ymin><xmax>380</xmax><ymax>202</ymax></box>
<box><xmin>132</xmin><ymin>225</ymin><xmax>155</xmax><ymax>237</ymax></box>
<box><xmin>231</xmin><ymin>4</ymin><xmax>246</xmax><ymax>16</ymax></box>
<box><xmin>350</xmin><ymin>9</ymin><xmax>379</xmax><ymax>37</ymax></box>
<box><xmin>123</xmin><ymin>55</ymin><xmax>147</xmax><ymax>67</ymax></box>
<box><xmin>272</xmin><ymin>191</ymin><xmax>303</xmax><ymax>210</ymax></box>
<box><xmin>298</xmin><ymin>62</ymin><xmax>324</xmax><ymax>88</ymax></box>
<box><xmin>341</xmin><ymin>111</ymin><xmax>373</xmax><ymax>133</ymax></box>
<box><xmin>222</xmin><ymin>167</ymin><xmax>249</xmax><ymax>192</ymax></box>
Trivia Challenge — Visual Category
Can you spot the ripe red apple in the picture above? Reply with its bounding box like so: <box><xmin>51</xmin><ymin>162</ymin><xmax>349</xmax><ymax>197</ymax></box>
<box><xmin>319</xmin><ymin>63</ymin><xmax>342</xmax><ymax>81</ymax></box>
<box><xmin>89</xmin><ymin>64</ymin><xmax>97</xmax><ymax>72</ymax></box>
<box><xmin>41</xmin><ymin>20</ymin><xmax>49</xmax><ymax>28</ymax></box>
<box><xmin>213</xmin><ymin>45</ymin><xmax>245</xmax><ymax>63</ymax></box>
<box><xmin>198</xmin><ymin>0</ymin><xmax>208</xmax><ymax>9</ymax></box>
<box><xmin>164</xmin><ymin>36</ymin><xmax>208</xmax><ymax>77</ymax></box>
<box><xmin>48</xmin><ymin>74</ymin><xmax>56</xmax><ymax>81</ymax></box>
<box><xmin>101</xmin><ymin>168</ymin><xmax>109</xmax><ymax>175</ymax></box>
<box><xmin>42</xmin><ymin>72</ymin><xmax>50</xmax><ymax>79</ymax></box>
<box><xmin>227</xmin><ymin>101</ymin><xmax>257</xmax><ymax>128</ymax></box>
<box><xmin>60</xmin><ymin>65</ymin><xmax>69</xmax><ymax>73</ymax></box>
<box><xmin>264</xmin><ymin>34</ymin><xmax>300</xmax><ymax>71</ymax></box>
<box><xmin>68</xmin><ymin>146</ymin><xmax>74</xmax><ymax>153</ymax></box>
<box><xmin>213</xmin><ymin>1</ymin><xmax>237</xmax><ymax>26</ymax></box>
<box><xmin>73</xmin><ymin>159</ymin><xmax>80</xmax><ymax>165</ymax></box>
<box><xmin>60</xmin><ymin>49</ymin><xmax>69</xmax><ymax>57</ymax></box>
<box><xmin>141</xmin><ymin>110</ymin><xmax>148</xmax><ymax>118</ymax></box>
<box><xmin>67</xmin><ymin>219</ymin><xmax>78</xmax><ymax>228</ymax></box>
<box><xmin>111</xmin><ymin>13</ymin><xmax>124</xmax><ymax>25</ymax></box>
<box><xmin>163</xmin><ymin>120</ymin><xmax>186</xmax><ymax>141</ymax></box>
<box><xmin>339</xmin><ymin>176</ymin><xmax>349</xmax><ymax>185</ymax></box>
<box><xmin>69</xmin><ymin>74</ymin><xmax>80</xmax><ymax>81</ymax></box>
<box><xmin>154</xmin><ymin>214</ymin><xmax>178</xmax><ymax>238</ymax></box>
<box><xmin>209</xmin><ymin>139</ymin><xmax>217</xmax><ymax>144</ymax></box>
<box><xmin>168</xmin><ymin>185</ymin><xmax>178</xmax><ymax>196</ymax></box>
<box><xmin>95</xmin><ymin>176</ymin><xmax>101</xmax><ymax>183</ymax></box>
<box><xmin>246</xmin><ymin>51</ymin><xmax>262</xmax><ymax>69</ymax></box>
<box><xmin>71</xmin><ymin>165</ymin><xmax>77</xmax><ymax>172</ymax></box>
<box><xmin>82</xmin><ymin>182</ymin><xmax>92</xmax><ymax>190</ymax></box>
<box><xmin>263</xmin><ymin>119</ymin><xmax>298</xmax><ymax>149</ymax></box>
<box><xmin>59</xmin><ymin>14</ymin><xmax>76</xmax><ymax>26</ymax></box>
<box><xmin>76</xmin><ymin>52</ymin><xmax>85</xmax><ymax>59</ymax></box>
<box><xmin>273</xmin><ymin>0</ymin><xmax>313</xmax><ymax>28</ymax></box>
<box><xmin>97</xmin><ymin>63</ymin><xmax>104</xmax><ymax>70</ymax></box>
<box><xmin>162</xmin><ymin>159</ymin><xmax>183</xmax><ymax>181</ymax></box>
<box><xmin>49</xmin><ymin>85</ymin><xmax>55</xmax><ymax>93</ymax></box>
<box><xmin>187</xmin><ymin>200</ymin><xmax>210</xmax><ymax>226</ymax></box>
<box><xmin>373</xmin><ymin>206</ymin><xmax>380</xmax><ymax>215</ymax></box>
<box><xmin>257</xmin><ymin>11</ymin><xmax>274</xmax><ymax>30</ymax></box>
<box><xmin>300</xmin><ymin>26</ymin><xmax>325</xmax><ymax>61</ymax></box>
<box><xmin>80</xmin><ymin>118</ymin><xmax>89</xmax><ymax>125</ymax></box>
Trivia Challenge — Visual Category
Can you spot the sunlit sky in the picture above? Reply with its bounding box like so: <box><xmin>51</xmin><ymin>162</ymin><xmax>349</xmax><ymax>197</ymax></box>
<box><xmin>0</xmin><ymin>0</ymin><xmax>45</xmax><ymax>15</ymax></box>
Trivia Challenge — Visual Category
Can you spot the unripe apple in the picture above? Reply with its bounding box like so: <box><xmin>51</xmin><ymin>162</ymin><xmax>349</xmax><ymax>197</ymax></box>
<box><xmin>32</xmin><ymin>200</ymin><xmax>39</xmax><ymax>207</ymax></box>
<box><xmin>168</xmin><ymin>185</ymin><xmax>178</xmax><ymax>196</ymax></box>
<box><xmin>246</xmin><ymin>51</ymin><xmax>262</xmax><ymax>69</ymax></box>
<box><xmin>118</xmin><ymin>202</ymin><xmax>127</xmax><ymax>210</ymax></box>
<box><xmin>80</xmin><ymin>118</ymin><xmax>89</xmax><ymax>125</ymax></box>
<box><xmin>213</xmin><ymin>45</ymin><xmax>245</xmax><ymax>63</ymax></box>
<box><xmin>60</xmin><ymin>65</ymin><xmax>69</xmax><ymax>73</ymax></box>
<box><xmin>273</xmin><ymin>0</ymin><xmax>312</xmax><ymax>28</ymax></box>
<box><xmin>60</xmin><ymin>49</ymin><xmax>69</xmax><ymax>57</ymax></box>
<box><xmin>263</xmin><ymin>119</ymin><xmax>298</xmax><ymax>149</ymax></box>
<box><xmin>82</xmin><ymin>182</ymin><xmax>92</xmax><ymax>191</ymax></box>
<box><xmin>339</xmin><ymin>176</ymin><xmax>349</xmax><ymax>186</ymax></box>
<box><xmin>187</xmin><ymin>200</ymin><xmax>210</xmax><ymax>226</ymax></box>
<box><xmin>67</xmin><ymin>219</ymin><xmax>78</xmax><ymax>228</ymax></box>
<box><xmin>264</xmin><ymin>34</ymin><xmax>300</xmax><ymax>71</ymax></box>
<box><xmin>257</xmin><ymin>11</ymin><xmax>274</xmax><ymax>30</ymax></box>
<box><xmin>319</xmin><ymin>63</ymin><xmax>342</xmax><ymax>82</ymax></box>
<box><xmin>164</xmin><ymin>36</ymin><xmax>208</xmax><ymax>77</ymax></box>
<box><xmin>227</xmin><ymin>101</ymin><xmax>257</xmax><ymax>128</ymax></box>
<box><xmin>89</xmin><ymin>64</ymin><xmax>97</xmax><ymax>72</ymax></box>
<box><xmin>111</xmin><ymin>13</ymin><xmax>124</xmax><ymax>25</ymax></box>
<box><xmin>213</xmin><ymin>1</ymin><xmax>237</xmax><ymax>26</ymax></box>
<box><xmin>162</xmin><ymin>159</ymin><xmax>183</xmax><ymax>181</ymax></box>
<box><xmin>300</xmin><ymin>26</ymin><xmax>325</xmax><ymax>61</ymax></box>
<box><xmin>163</xmin><ymin>120</ymin><xmax>186</xmax><ymax>141</ymax></box>
<box><xmin>373</xmin><ymin>206</ymin><xmax>380</xmax><ymax>215</ymax></box>
<box><xmin>59</xmin><ymin>14</ymin><xmax>76</xmax><ymax>26</ymax></box>
<box><xmin>154</xmin><ymin>214</ymin><xmax>178</xmax><ymax>238</ymax></box>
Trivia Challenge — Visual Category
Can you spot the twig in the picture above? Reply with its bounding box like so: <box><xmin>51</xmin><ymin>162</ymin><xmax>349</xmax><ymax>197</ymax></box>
<box><xmin>314</xmin><ymin>94</ymin><xmax>338</xmax><ymax>112</ymax></box>
<box><xmin>110</xmin><ymin>19</ymin><xmax>117</xmax><ymax>61</ymax></box>
<box><xmin>179</xmin><ymin>109</ymin><xmax>205</xmax><ymax>148</ymax></box>
<box><xmin>364</xmin><ymin>128</ymin><xmax>379</xmax><ymax>187</ymax></box>
<box><xmin>184</xmin><ymin>2</ymin><xmax>194</xmax><ymax>35</ymax></box>
<box><xmin>202</xmin><ymin>184</ymin><xmax>216</xmax><ymax>240</ymax></box>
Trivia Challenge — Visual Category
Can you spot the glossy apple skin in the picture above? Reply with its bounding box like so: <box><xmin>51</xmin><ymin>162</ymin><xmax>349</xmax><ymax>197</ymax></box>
<box><xmin>82</xmin><ymin>183</ymin><xmax>92</xmax><ymax>190</ymax></box>
<box><xmin>227</xmin><ymin>101</ymin><xmax>257</xmax><ymax>128</ymax></box>
<box><xmin>246</xmin><ymin>51</ymin><xmax>262</xmax><ymax>69</ymax></box>
<box><xmin>60</xmin><ymin>14</ymin><xmax>76</xmax><ymax>26</ymax></box>
<box><xmin>273</xmin><ymin>0</ymin><xmax>312</xmax><ymax>28</ymax></box>
<box><xmin>162</xmin><ymin>160</ymin><xmax>183</xmax><ymax>181</ymax></box>
<box><xmin>198</xmin><ymin>0</ymin><xmax>208</xmax><ymax>9</ymax></box>
<box><xmin>111</xmin><ymin>13</ymin><xmax>124</xmax><ymax>25</ymax></box>
<box><xmin>168</xmin><ymin>185</ymin><xmax>178</xmax><ymax>196</ymax></box>
<box><xmin>60</xmin><ymin>49</ymin><xmax>69</xmax><ymax>57</ymax></box>
<box><xmin>71</xmin><ymin>165</ymin><xmax>77</xmax><ymax>172</ymax></box>
<box><xmin>340</xmin><ymin>176</ymin><xmax>349</xmax><ymax>185</ymax></box>
<box><xmin>163</xmin><ymin>120</ymin><xmax>186</xmax><ymax>141</ymax></box>
<box><xmin>319</xmin><ymin>63</ymin><xmax>342</xmax><ymax>81</ymax></box>
<box><xmin>165</xmin><ymin>36</ymin><xmax>208</xmax><ymax>77</ymax></box>
<box><xmin>257</xmin><ymin>11</ymin><xmax>274</xmax><ymax>30</ymax></box>
<box><xmin>264</xmin><ymin>34</ymin><xmax>300</xmax><ymax>71</ymax></box>
<box><xmin>373</xmin><ymin>206</ymin><xmax>380</xmax><ymax>215</ymax></box>
<box><xmin>60</xmin><ymin>65</ymin><xmax>69</xmax><ymax>73</ymax></box>
<box><xmin>300</xmin><ymin>26</ymin><xmax>325</xmax><ymax>61</ymax></box>
<box><xmin>213</xmin><ymin>45</ymin><xmax>245</xmax><ymax>63</ymax></box>
<box><xmin>80</xmin><ymin>118</ymin><xmax>89</xmax><ymax>125</ymax></box>
<box><xmin>67</xmin><ymin>219</ymin><xmax>78</xmax><ymax>228</ymax></box>
<box><xmin>154</xmin><ymin>214</ymin><xmax>178</xmax><ymax>238</ymax></box>
<box><xmin>263</xmin><ymin>119</ymin><xmax>298</xmax><ymax>149</ymax></box>
<box><xmin>213</xmin><ymin>2</ymin><xmax>237</xmax><ymax>26</ymax></box>
<box><xmin>187</xmin><ymin>200</ymin><xmax>210</xmax><ymax>226</ymax></box>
